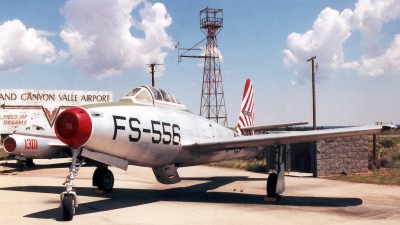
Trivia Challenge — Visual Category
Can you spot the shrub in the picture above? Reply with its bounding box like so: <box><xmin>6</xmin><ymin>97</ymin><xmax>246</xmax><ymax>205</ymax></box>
<box><xmin>379</xmin><ymin>139</ymin><xmax>397</xmax><ymax>148</ymax></box>
<box><xmin>380</xmin><ymin>155</ymin><xmax>393</xmax><ymax>168</ymax></box>
<box><xmin>368</xmin><ymin>137</ymin><xmax>400</xmax><ymax>170</ymax></box>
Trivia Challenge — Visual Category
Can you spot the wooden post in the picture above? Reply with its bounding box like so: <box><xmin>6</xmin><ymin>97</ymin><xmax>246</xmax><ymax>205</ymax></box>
<box><xmin>307</xmin><ymin>56</ymin><xmax>317</xmax><ymax>177</ymax></box>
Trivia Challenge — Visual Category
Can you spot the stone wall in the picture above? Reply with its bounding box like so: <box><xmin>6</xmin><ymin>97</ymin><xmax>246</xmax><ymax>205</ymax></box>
<box><xmin>316</xmin><ymin>136</ymin><xmax>368</xmax><ymax>176</ymax></box>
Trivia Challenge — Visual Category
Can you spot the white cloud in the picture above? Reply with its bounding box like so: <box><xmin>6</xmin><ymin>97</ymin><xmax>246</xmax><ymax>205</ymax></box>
<box><xmin>36</xmin><ymin>30</ymin><xmax>55</xmax><ymax>37</ymax></box>
<box><xmin>357</xmin><ymin>34</ymin><xmax>400</xmax><ymax>76</ymax></box>
<box><xmin>283</xmin><ymin>7</ymin><xmax>353</xmax><ymax>80</ymax></box>
<box><xmin>283</xmin><ymin>0</ymin><xmax>400</xmax><ymax>80</ymax></box>
<box><xmin>352</xmin><ymin>1</ymin><xmax>400</xmax><ymax>35</ymax></box>
<box><xmin>341</xmin><ymin>61</ymin><xmax>360</xmax><ymax>70</ymax></box>
<box><xmin>56</xmin><ymin>50</ymin><xmax>70</xmax><ymax>62</ymax></box>
<box><xmin>282</xmin><ymin>49</ymin><xmax>298</xmax><ymax>67</ymax></box>
<box><xmin>0</xmin><ymin>20</ymin><xmax>56</xmax><ymax>72</ymax></box>
<box><xmin>61</xmin><ymin>0</ymin><xmax>174</xmax><ymax>77</ymax></box>
<box><xmin>349</xmin><ymin>0</ymin><xmax>400</xmax><ymax>76</ymax></box>
<box><xmin>197</xmin><ymin>45</ymin><xmax>224</xmax><ymax>67</ymax></box>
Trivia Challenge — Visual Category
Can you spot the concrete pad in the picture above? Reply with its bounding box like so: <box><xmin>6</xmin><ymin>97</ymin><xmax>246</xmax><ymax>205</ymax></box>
<box><xmin>0</xmin><ymin>158</ymin><xmax>399</xmax><ymax>224</ymax></box>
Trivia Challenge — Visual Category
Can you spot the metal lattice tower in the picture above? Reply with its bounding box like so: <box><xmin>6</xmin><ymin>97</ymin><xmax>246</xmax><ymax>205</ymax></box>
<box><xmin>199</xmin><ymin>7</ymin><xmax>227</xmax><ymax>126</ymax></box>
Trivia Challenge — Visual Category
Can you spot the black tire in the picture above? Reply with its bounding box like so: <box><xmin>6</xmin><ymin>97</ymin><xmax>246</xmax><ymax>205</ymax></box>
<box><xmin>92</xmin><ymin>168</ymin><xmax>104</xmax><ymax>186</ymax></box>
<box><xmin>267</xmin><ymin>173</ymin><xmax>278</xmax><ymax>197</ymax></box>
<box><xmin>19</xmin><ymin>163</ymin><xmax>25</xmax><ymax>172</ymax></box>
<box><xmin>93</xmin><ymin>168</ymin><xmax>102</xmax><ymax>186</ymax></box>
<box><xmin>97</xmin><ymin>169</ymin><xmax>114</xmax><ymax>192</ymax></box>
<box><xmin>25</xmin><ymin>158</ymin><xmax>35</xmax><ymax>167</ymax></box>
<box><xmin>61</xmin><ymin>194</ymin><xmax>75</xmax><ymax>221</ymax></box>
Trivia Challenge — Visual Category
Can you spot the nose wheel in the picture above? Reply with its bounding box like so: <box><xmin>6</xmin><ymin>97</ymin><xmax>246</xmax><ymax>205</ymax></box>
<box><xmin>61</xmin><ymin>193</ymin><xmax>75</xmax><ymax>221</ymax></box>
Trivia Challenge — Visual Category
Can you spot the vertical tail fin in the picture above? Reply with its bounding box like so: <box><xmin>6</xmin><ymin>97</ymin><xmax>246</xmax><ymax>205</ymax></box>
<box><xmin>236</xmin><ymin>79</ymin><xmax>255</xmax><ymax>136</ymax></box>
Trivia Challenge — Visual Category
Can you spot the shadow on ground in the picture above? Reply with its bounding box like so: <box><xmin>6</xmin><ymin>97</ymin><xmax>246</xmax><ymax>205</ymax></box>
<box><xmin>0</xmin><ymin>175</ymin><xmax>362</xmax><ymax>221</ymax></box>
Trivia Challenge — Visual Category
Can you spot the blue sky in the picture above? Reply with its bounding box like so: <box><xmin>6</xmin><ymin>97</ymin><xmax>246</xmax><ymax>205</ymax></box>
<box><xmin>0</xmin><ymin>0</ymin><xmax>399</xmax><ymax>126</ymax></box>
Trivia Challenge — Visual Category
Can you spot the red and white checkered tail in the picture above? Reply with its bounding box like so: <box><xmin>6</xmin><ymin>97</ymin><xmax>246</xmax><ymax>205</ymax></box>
<box><xmin>236</xmin><ymin>79</ymin><xmax>254</xmax><ymax>136</ymax></box>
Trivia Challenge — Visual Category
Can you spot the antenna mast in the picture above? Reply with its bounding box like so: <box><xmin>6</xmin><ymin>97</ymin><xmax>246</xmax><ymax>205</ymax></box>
<box><xmin>199</xmin><ymin>6</ymin><xmax>227</xmax><ymax>125</ymax></box>
<box><xmin>175</xmin><ymin>6</ymin><xmax>228</xmax><ymax>126</ymax></box>
<box><xmin>178</xmin><ymin>6</ymin><xmax>228</xmax><ymax>126</ymax></box>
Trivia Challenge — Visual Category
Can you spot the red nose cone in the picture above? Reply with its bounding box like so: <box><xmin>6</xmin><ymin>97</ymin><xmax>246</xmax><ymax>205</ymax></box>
<box><xmin>55</xmin><ymin>107</ymin><xmax>92</xmax><ymax>148</ymax></box>
<box><xmin>3</xmin><ymin>137</ymin><xmax>16</xmax><ymax>152</ymax></box>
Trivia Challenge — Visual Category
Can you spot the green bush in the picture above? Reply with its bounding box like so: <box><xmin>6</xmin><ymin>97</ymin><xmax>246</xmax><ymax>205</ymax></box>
<box><xmin>379</xmin><ymin>139</ymin><xmax>397</xmax><ymax>148</ymax></box>
<box><xmin>369</xmin><ymin>136</ymin><xmax>400</xmax><ymax>169</ymax></box>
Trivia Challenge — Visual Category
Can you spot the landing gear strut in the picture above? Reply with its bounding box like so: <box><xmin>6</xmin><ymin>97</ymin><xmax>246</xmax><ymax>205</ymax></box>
<box><xmin>17</xmin><ymin>158</ymin><xmax>35</xmax><ymax>171</ymax></box>
<box><xmin>60</xmin><ymin>148</ymin><xmax>84</xmax><ymax>221</ymax></box>
<box><xmin>266</xmin><ymin>145</ymin><xmax>286</xmax><ymax>198</ymax></box>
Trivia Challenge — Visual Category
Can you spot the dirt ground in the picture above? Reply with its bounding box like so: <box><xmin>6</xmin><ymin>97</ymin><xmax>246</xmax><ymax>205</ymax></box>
<box><xmin>0</xmin><ymin>158</ymin><xmax>399</xmax><ymax>225</ymax></box>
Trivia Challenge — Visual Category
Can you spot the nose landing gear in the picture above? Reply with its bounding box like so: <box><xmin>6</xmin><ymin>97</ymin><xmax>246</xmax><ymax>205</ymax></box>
<box><xmin>60</xmin><ymin>148</ymin><xmax>84</xmax><ymax>221</ymax></box>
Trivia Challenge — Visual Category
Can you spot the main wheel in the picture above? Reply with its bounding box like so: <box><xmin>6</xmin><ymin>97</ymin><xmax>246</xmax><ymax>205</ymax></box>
<box><xmin>25</xmin><ymin>158</ymin><xmax>35</xmax><ymax>167</ymax></box>
<box><xmin>97</xmin><ymin>169</ymin><xmax>114</xmax><ymax>192</ymax></box>
<box><xmin>267</xmin><ymin>173</ymin><xmax>278</xmax><ymax>197</ymax></box>
<box><xmin>19</xmin><ymin>162</ymin><xmax>25</xmax><ymax>171</ymax></box>
<box><xmin>61</xmin><ymin>194</ymin><xmax>75</xmax><ymax>221</ymax></box>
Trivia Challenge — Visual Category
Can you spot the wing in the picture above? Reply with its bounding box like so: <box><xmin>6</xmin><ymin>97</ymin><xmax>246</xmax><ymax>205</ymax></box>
<box><xmin>182</xmin><ymin>125</ymin><xmax>396</xmax><ymax>152</ymax></box>
<box><xmin>241</xmin><ymin>121</ymin><xmax>308</xmax><ymax>131</ymax></box>
<box><xmin>14</xmin><ymin>130</ymin><xmax>58</xmax><ymax>139</ymax></box>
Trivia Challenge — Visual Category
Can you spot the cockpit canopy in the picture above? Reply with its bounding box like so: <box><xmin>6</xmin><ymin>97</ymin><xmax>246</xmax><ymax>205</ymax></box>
<box><xmin>122</xmin><ymin>86</ymin><xmax>187</xmax><ymax>110</ymax></box>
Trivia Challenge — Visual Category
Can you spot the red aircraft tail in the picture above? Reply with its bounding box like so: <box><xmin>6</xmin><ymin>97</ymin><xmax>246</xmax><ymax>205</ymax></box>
<box><xmin>236</xmin><ymin>79</ymin><xmax>255</xmax><ymax>136</ymax></box>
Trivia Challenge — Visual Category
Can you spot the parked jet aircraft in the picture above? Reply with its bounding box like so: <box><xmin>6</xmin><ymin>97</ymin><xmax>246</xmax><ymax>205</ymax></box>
<box><xmin>5</xmin><ymin>79</ymin><xmax>395</xmax><ymax>221</ymax></box>
<box><xmin>3</xmin><ymin>128</ymin><xmax>70</xmax><ymax>170</ymax></box>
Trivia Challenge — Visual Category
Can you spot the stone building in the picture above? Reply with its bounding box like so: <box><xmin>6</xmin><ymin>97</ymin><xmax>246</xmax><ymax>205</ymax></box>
<box><xmin>266</xmin><ymin>136</ymin><xmax>369</xmax><ymax>176</ymax></box>
<box><xmin>316</xmin><ymin>136</ymin><xmax>368</xmax><ymax>176</ymax></box>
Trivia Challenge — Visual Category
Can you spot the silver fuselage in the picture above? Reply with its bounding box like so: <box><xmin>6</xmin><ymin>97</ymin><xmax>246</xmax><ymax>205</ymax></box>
<box><xmin>82</xmin><ymin>102</ymin><xmax>259</xmax><ymax>168</ymax></box>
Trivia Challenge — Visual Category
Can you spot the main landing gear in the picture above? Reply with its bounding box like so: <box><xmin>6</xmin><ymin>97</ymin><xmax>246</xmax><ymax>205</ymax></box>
<box><xmin>60</xmin><ymin>148</ymin><xmax>115</xmax><ymax>221</ymax></box>
<box><xmin>266</xmin><ymin>145</ymin><xmax>286</xmax><ymax>199</ymax></box>
<box><xmin>93</xmin><ymin>163</ymin><xmax>114</xmax><ymax>192</ymax></box>
<box><xmin>16</xmin><ymin>158</ymin><xmax>35</xmax><ymax>171</ymax></box>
